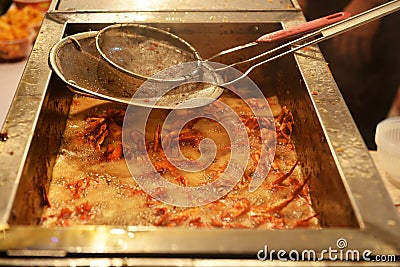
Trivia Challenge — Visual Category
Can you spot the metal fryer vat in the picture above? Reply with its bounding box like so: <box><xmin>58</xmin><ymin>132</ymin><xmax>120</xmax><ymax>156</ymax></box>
<box><xmin>0</xmin><ymin>1</ymin><xmax>399</xmax><ymax>265</ymax></box>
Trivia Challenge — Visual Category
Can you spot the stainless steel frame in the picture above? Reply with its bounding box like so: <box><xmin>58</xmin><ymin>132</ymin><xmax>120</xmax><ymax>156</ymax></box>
<box><xmin>0</xmin><ymin>1</ymin><xmax>399</xmax><ymax>266</ymax></box>
<box><xmin>52</xmin><ymin>0</ymin><xmax>298</xmax><ymax>12</ymax></box>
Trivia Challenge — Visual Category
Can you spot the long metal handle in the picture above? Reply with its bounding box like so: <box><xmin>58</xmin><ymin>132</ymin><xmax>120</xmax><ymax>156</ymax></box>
<box><xmin>221</xmin><ymin>0</ymin><xmax>400</xmax><ymax>86</ymax></box>
<box><xmin>321</xmin><ymin>0</ymin><xmax>399</xmax><ymax>39</ymax></box>
<box><xmin>256</xmin><ymin>12</ymin><xmax>351</xmax><ymax>43</ymax></box>
<box><xmin>206</xmin><ymin>12</ymin><xmax>350</xmax><ymax>62</ymax></box>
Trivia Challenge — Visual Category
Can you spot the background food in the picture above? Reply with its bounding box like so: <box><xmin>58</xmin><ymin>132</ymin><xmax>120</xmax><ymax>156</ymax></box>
<box><xmin>0</xmin><ymin>5</ymin><xmax>44</xmax><ymax>60</ymax></box>
<box><xmin>13</xmin><ymin>0</ymin><xmax>51</xmax><ymax>13</ymax></box>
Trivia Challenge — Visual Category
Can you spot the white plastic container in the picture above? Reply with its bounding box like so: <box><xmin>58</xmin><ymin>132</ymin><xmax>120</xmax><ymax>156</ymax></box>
<box><xmin>375</xmin><ymin>117</ymin><xmax>400</xmax><ymax>189</ymax></box>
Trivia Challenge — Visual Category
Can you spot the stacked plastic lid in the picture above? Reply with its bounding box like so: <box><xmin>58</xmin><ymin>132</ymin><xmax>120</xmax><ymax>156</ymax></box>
<box><xmin>375</xmin><ymin>117</ymin><xmax>400</xmax><ymax>188</ymax></box>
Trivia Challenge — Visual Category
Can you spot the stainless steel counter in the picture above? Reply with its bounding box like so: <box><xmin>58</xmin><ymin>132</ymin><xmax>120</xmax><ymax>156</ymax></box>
<box><xmin>53</xmin><ymin>0</ymin><xmax>297</xmax><ymax>12</ymax></box>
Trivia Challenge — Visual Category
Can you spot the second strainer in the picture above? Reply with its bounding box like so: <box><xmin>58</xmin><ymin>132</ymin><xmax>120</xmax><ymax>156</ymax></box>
<box><xmin>95</xmin><ymin>23</ymin><xmax>202</xmax><ymax>82</ymax></box>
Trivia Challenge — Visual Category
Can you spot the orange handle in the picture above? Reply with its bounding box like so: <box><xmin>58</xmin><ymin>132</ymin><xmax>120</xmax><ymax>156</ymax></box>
<box><xmin>256</xmin><ymin>12</ymin><xmax>351</xmax><ymax>43</ymax></box>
